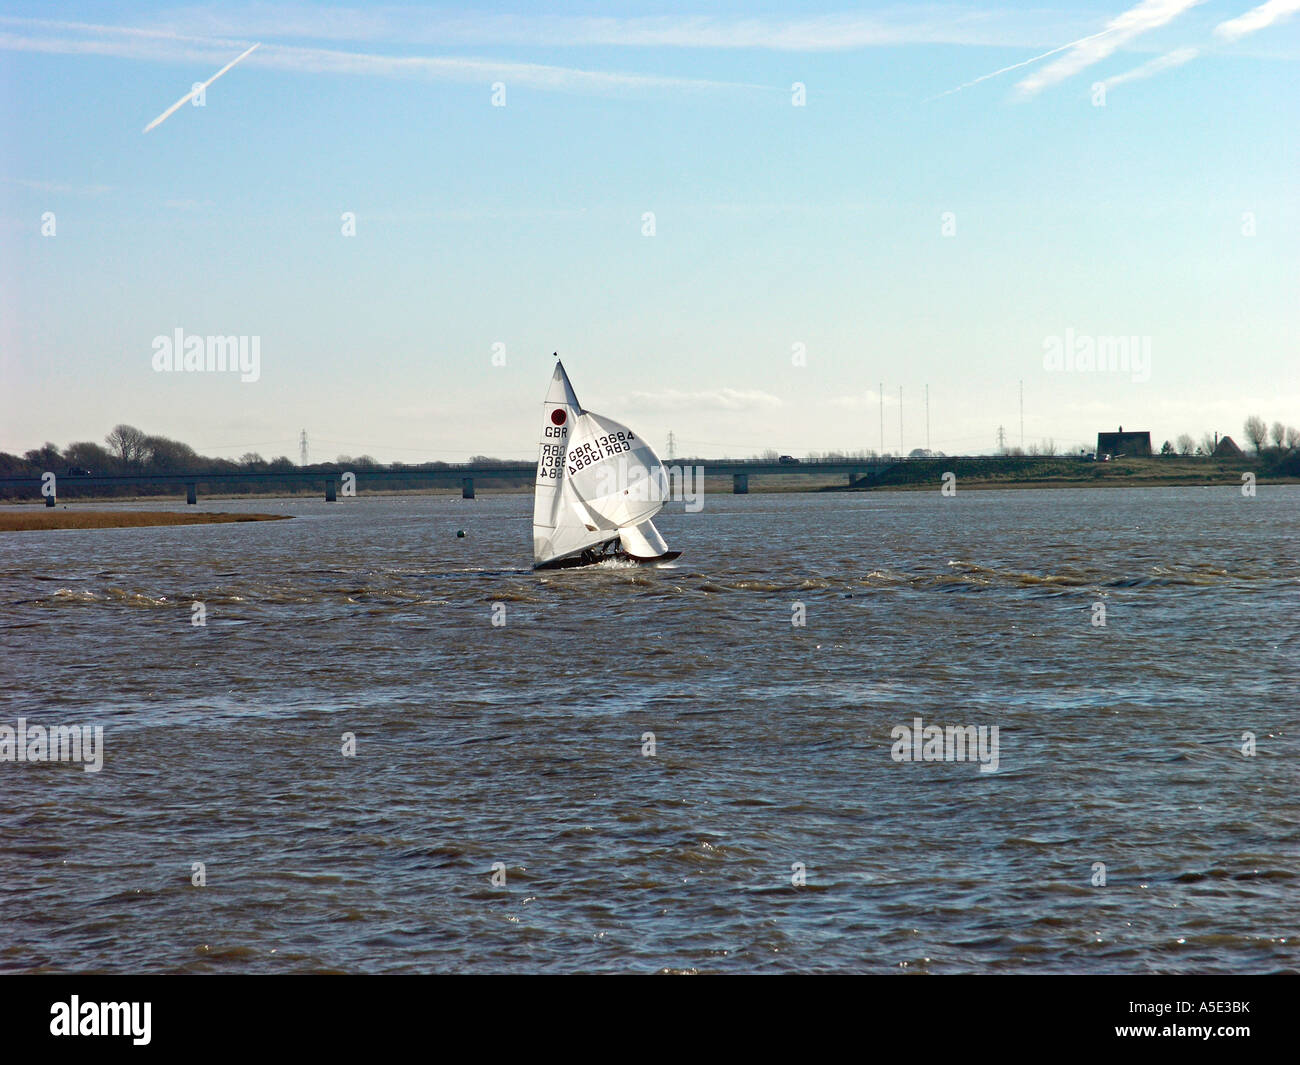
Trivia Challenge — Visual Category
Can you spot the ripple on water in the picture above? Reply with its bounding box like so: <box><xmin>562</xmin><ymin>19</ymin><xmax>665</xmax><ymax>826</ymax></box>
<box><xmin>1</xmin><ymin>488</ymin><xmax>1297</xmax><ymax>972</ymax></box>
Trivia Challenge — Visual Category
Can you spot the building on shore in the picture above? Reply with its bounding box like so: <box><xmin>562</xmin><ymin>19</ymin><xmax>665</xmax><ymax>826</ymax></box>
<box><xmin>1096</xmin><ymin>427</ymin><xmax>1152</xmax><ymax>458</ymax></box>
<box><xmin>1213</xmin><ymin>435</ymin><xmax>1244</xmax><ymax>457</ymax></box>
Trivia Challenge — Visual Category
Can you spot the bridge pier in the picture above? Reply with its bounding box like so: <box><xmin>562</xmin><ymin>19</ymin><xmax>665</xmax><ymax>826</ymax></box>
<box><xmin>325</xmin><ymin>479</ymin><xmax>337</xmax><ymax>502</ymax></box>
<box><xmin>461</xmin><ymin>477</ymin><xmax>475</xmax><ymax>500</ymax></box>
<box><xmin>186</xmin><ymin>483</ymin><xmax>197</xmax><ymax>505</ymax></box>
<box><xmin>732</xmin><ymin>473</ymin><xmax>748</xmax><ymax>494</ymax></box>
<box><xmin>45</xmin><ymin>492</ymin><xmax>56</xmax><ymax>507</ymax></box>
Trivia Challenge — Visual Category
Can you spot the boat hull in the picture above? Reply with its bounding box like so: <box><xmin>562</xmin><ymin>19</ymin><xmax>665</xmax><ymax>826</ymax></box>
<box><xmin>534</xmin><ymin>541</ymin><xmax>681</xmax><ymax>570</ymax></box>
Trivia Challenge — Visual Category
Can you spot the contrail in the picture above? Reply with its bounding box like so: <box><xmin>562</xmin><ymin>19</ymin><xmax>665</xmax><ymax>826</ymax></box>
<box><xmin>1016</xmin><ymin>0</ymin><xmax>1205</xmax><ymax>98</ymax></box>
<box><xmin>1100</xmin><ymin>46</ymin><xmax>1199</xmax><ymax>90</ymax></box>
<box><xmin>925</xmin><ymin>28</ymin><xmax>1115</xmax><ymax>101</ymax></box>
<box><xmin>143</xmin><ymin>41</ymin><xmax>260</xmax><ymax>132</ymax></box>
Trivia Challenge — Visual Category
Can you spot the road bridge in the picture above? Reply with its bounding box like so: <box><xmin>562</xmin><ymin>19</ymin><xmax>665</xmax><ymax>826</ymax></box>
<box><xmin>0</xmin><ymin>458</ymin><xmax>900</xmax><ymax>504</ymax></box>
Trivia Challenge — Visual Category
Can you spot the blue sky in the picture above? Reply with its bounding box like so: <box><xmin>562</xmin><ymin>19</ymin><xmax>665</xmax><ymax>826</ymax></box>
<box><xmin>1</xmin><ymin>1</ymin><xmax>1297</xmax><ymax>461</ymax></box>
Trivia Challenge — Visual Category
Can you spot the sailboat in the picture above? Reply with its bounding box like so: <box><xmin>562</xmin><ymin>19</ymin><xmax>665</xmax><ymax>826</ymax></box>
<box><xmin>533</xmin><ymin>356</ymin><xmax>681</xmax><ymax>570</ymax></box>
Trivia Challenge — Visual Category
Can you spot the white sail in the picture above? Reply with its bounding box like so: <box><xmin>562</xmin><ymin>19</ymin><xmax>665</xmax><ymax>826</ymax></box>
<box><xmin>619</xmin><ymin>519</ymin><xmax>670</xmax><ymax>560</ymax></box>
<box><xmin>533</xmin><ymin>358</ymin><xmax>677</xmax><ymax>568</ymax></box>
<box><xmin>533</xmin><ymin>361</ymin><xmax>612</xmax><ymax>566</ymax></box>
<box><xmin>564</xmin><ymin>411</ymin><xmax>666</xmax><ymax>531</ymax></box>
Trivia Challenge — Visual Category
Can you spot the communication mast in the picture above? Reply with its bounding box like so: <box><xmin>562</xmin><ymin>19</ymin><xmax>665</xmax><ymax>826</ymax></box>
<box><xmin>666</xmin><ymin>431</ymin><xmax>676</xmax><ymax>461</ymax></box>
<box><xmin>299</xmin><ymin>430</ymin><xmax>308</xmax><ymax>465</ymax></box>
<box><xmin>997</xmin><ymin>425</ymin><xmax>1006</xmax><ymax>453</ymax></box>
<box><xmin>925</xmin><ymin>384</ymin><xmax>930</xmax><ymax>453</ymax></box>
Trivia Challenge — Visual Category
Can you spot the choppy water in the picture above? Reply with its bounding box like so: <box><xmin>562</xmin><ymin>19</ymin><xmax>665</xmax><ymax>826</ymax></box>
<box><xmin>1</xmin><ymin>486</ymin><xmax>1296</xmax><ymax>973</ymax></box>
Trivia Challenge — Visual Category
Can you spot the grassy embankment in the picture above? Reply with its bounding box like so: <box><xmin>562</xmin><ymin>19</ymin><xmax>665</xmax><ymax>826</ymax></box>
<box><xmin>835</xmin><ymin>454</ymin><xmax>1296</xmax><ymax>492</ymax></box>
<box><xmin>0</xmin><ymin>511</ymin><xmax>291</xmax><ymax>532</ymax></box>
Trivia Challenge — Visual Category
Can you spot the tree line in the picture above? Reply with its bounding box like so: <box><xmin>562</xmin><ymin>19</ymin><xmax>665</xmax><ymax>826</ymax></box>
<box><xmin>0</xmin><ymin>425</ymin><xmax>486</xmax><ymax>499</ymax></box>
<box><xmin>1158</xmin><ymin>417</ymin><xmax>1299</xmax><ymax>457</ymax></box>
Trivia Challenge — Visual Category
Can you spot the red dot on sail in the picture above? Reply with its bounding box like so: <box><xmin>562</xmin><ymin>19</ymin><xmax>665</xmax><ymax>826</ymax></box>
<box><xmin>551</xmin><ymin>409</ymin><xmax>567</xmax><ymax>426</ymax></box>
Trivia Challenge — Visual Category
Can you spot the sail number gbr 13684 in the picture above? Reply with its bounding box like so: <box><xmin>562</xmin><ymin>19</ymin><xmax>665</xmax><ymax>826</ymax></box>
<box><xmin>568</xmin><ymin>431</ymin><xmax>635</xmax><ymax>474</ymax></box>
<box><xmin>537</xmin><ymin>423</ymin><xmax>568</xmax><ymax>479</ymax></box>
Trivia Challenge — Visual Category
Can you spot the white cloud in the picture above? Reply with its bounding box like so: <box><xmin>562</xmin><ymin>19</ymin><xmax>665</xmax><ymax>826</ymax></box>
<box><xmin>1061</xmin><ymin>0</ymin><xmax>1300</xmax><ymax>97</ymax></box>
<box><xmin>257</xmin><ymin>40</ymin><xmax>744</xmax><ymax>93</ymax></box>
<box><xmin>1</xmin><ymin>177</ymin><xmax>113</xmax><ymax>197</ymax></box>
<box><xmin>1215</xmin><ymin>0</ymin><xmax>1300</xmax><ymax>41</ymax></box>
<box><xmin>1081</xmin><ymin>0</ymin><xmax>1300</xmax><ymax>96</ymax></box>
<box><xmin>100</xmin><ymin>8</ymin><xmax>1097</xmax><ymax>53</ymax></box>
<box><xmin>826</xmin><ymin>391</ymin><xmax>894</xmax><ymax>410</ymax></box>
<box><xmin>0</xmin><ymin>18</ymin><xmax>753</xmax><ymax>97</ymax></box>
<box><xmin>1100</xmin><ymin>46</ymin><xmax>1200</xmax><ymax>89</ymax></box>
<box><xmin>1015</xmin><ymin>0</ymin><xmax>1205</xmax><ymax>98</ymax></box>
<box><xmin>619</xmin><ymin>388</ymin><xmax>783</xmax><ymax>413</ymax></box>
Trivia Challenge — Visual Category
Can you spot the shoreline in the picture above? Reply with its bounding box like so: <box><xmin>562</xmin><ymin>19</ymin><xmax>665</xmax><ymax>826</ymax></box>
<box><xmin>0</xmin><ymin>511</ymin><xmax>291</xmax><ymax>532</ymax></box>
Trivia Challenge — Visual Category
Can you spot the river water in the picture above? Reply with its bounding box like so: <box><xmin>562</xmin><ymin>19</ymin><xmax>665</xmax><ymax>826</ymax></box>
<box><xmin>1</xmin><ymin>486</ymin><xmax>1296</xmax><ymax>973</ymax></box>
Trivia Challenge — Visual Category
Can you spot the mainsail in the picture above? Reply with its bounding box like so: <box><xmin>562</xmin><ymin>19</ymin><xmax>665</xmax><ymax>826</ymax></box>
<box><xmin>532</xmin><ymin>359</ymin><xmax>675</xmax><ymax>568</ymax></box>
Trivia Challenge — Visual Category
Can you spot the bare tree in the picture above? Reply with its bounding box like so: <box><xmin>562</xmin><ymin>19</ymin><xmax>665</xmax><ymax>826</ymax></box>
<box><xmin>1287</xmin><ymin>427</ymin><xmax>1300</xmax><ymax>450</ymax></box>
<box><xmin>1243</xmin><ymin>415</ymin><xmax>1269</xmax><ymax>453</ymax></box>
<box><xmin>1176</xmin><ymin>433</ymin><xmax>1195</xmax><ymax>456</ymax></box>
<box><xmin>1270</xmin><ymin>421</ymin><xmax>1286</xmax><ymax>449</ymax></box>
<box><xmin>105</xmin><ymin>424</ymin><xmax>150</xmax><ymax>467</ymax></box>
<box><xmin>1199</xmin><ymin>432</ymin><xmax>1216</xmax><ymax>457</ymax></box>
